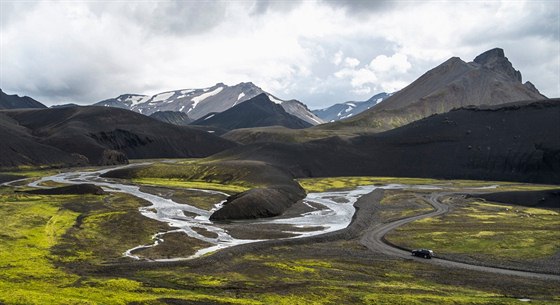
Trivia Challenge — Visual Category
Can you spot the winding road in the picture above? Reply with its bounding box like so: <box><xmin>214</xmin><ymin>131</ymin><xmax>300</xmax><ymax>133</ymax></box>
<box><xmin>360</xmin><ymin>192</ymin><xmax>560</xmax><ymax>281</ymax></box>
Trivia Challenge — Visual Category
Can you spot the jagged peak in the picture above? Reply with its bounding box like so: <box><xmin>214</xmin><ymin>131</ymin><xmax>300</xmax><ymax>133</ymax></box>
<box><xmin>473</xmin><ymin>48</ymin><xmax>505</xmax><ymax>65</ymax></box>
<box><xmin>472</xmin><ymin>48</ymin><xmax>522</xmax><ymax>82</ymax></box>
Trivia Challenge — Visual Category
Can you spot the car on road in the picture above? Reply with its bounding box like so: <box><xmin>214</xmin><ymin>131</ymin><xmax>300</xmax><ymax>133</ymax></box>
<box><xmin>412</xmin><ymin>249</ymin><xmax>434</xmax><ymax>259</ymax></box>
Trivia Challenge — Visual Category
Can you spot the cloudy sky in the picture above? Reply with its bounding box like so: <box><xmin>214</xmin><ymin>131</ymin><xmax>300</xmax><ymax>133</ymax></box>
<box><xmin>1</xmin><ymin>0</ymin><xmax>558</xmax><ymax>108</ymax></box>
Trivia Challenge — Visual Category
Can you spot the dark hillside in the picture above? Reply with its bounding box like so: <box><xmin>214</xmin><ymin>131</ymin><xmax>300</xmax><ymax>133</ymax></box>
<box><xmin>191</xmin><ymin>93</ymin><xmax>312</xmax><ymax>130</ymax></box>
<box><xmin>213</xmin><ymin>100</ymin><xmax>560</xmax><ymax>184</ymax></box>
<box><xmin>1</xmin><ymin>106</ymin><xmax>236</xmax><ymax>166</ymax></box>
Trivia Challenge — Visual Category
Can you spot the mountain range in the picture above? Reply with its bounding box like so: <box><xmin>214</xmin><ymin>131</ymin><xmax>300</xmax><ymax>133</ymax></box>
<box><xmin>1</xmin><ymin>47</ymin><xmax>557</xmax><ymax>187</ymax></box>
<box><xmin>95</xmin><ymin>82</ymin><xmax>324</xmax><ymax>126</ymax></box>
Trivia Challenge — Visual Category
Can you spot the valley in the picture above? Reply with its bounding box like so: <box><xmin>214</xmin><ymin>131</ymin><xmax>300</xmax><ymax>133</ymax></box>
<box><xmin>1</xmin><ymin>44</ymin><xmax>559</xmax><ymax>305</ymax></box>
<box><xmin>0</xmin><ymin>160</ymin><xmax>558</xmax><ymax>304</ymax></box>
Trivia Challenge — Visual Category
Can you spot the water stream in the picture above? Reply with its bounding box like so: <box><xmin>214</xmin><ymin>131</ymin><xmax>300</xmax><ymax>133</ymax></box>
<box><xmin>18</xmin><ymin>164</ymin><xmax>428</xmax><ymax>261</ymax></box>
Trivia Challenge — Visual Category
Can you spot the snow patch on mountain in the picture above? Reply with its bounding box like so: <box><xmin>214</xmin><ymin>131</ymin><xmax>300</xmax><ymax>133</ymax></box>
<box><xmin>189</xmin><ymin>86</ymin><xmax>224</xmax><ymax>112</ymax></box>
<box><xmin>153</xmin><ymin>92</ymin><xmax>175</xmax><ymax>102</ymax></box>
<box><xmin>268</xmin><ymin>95</ymin><xmax>283</xmax><ymax>105</ymax></box>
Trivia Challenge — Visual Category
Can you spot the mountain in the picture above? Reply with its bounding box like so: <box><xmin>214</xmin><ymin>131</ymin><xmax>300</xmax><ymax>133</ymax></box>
<box><xmin>0</xmin><ymin>89</ymin><xmax>47</xmax><ymax>109</ymax></box>
<box><xmin>95</xmin><ymin>82</ymin><xmax>324</xmax><ymax>125</ymax></box>
<box><xmin>0</xmin><ymin>106</ymin><xmax>236</xmax><ymax>167</ymax></box>
<box><xmin>191</xmin><ymin>93</ymin><xmax>312</xmax><ymax>130</ymax></box>
<box><xmin>215</xmin><ymin>99</ymin><xmax>560</xmax><ymax>185</ymax></box>
<box><xmin>325</xmin><ymin>48</ymin><xmax>547</xmax><ymax>131</ymax></box>
<box><xmin>313</xmin><ymin>92</ymin><xmax>390</xmax><ymax>122</ymax></box>
<box><xmin>0</xmin><ymin>112</ymin><xmax>83</xmax><ymax>167</ymax></box>
<box><xmin>51</xmin><ymin>103</ymin><xmax>80</xmax><ymax>108</ymax></box>
<box><xmin>149</xmin><ymin>111</ymin><xmax>192</xmax><ymax>126</ymax></box>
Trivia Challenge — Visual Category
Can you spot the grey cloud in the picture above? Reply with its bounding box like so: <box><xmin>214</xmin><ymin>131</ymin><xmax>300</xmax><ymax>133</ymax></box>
<box><xmin>250</xmin><ymin>0</ymin><xmax>303</xmax><ymax>15</ymax></box>
<box><xmin>463</xmin><ymin>2</ymin><xmax>559</xmax><ymax>46</ymax></box>
<box><xmin>127</xmin><ymin>0</ymin><xmax>228</xmax><ymax>36</ymax></box>
<box><xmin>0</xmin><ymin>1</ymin><xmax>39</xmax><ymax>27</ymax></box>
<box><xmin>321</xmin><ymin>0</ymin><xmax>395</xmax><ymax>14</ymax></box>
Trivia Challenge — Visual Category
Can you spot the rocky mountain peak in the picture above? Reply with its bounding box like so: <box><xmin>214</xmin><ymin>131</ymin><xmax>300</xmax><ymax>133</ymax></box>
<box><xmin>473</xmin><ymin>48</ymin><xmax>522</xmax><ymax>82</ymax></box>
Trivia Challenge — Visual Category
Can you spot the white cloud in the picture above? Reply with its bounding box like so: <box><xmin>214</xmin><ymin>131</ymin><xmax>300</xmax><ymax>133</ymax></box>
<box><xmin>332</xmin><ymin>50</ymin><xmax>343</xmax><ymax>65</ymax></box>
<box><xmin>369</xmin><ymin>53</ymin><xmax>411</xmax><ymax>73</ymax></box>
<box><xmin>343</xmin><ymin>57</ymin><xmax>360</xmax><ymax>68</ymax></box>
<box><xmin>0</xmin><ymin>0</ymin><xmax>557</xmax><ymax>108</ymax></box>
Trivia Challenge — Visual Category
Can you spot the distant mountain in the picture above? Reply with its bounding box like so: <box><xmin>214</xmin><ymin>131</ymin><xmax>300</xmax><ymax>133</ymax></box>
<box><xmin>191</xmin><ymin>93</ymin><xmax>312</xmax><ymax>130</ymax></box>
<box><xmin>215</xmin><ymin>99</ymin><xmax>560</xmax><ymax>185</ymax></box>
<box><xmin>50</xmin><ymin>103</ymin><xmax>80</xmax><ymax>108</ymax></box>
<box><xmin>0</xmin><ymin>89</ymin><xmax>46</xmax><ymax>110</ymax></box>
<box><xmin>313</xmin><ymin>92</ymin><xmax>389</xmax><ymax>122</ymax></box>
<box><xmin>95</xmin><ymin>82</ymin><xmax>324</xmax><ymax>125</ymax></box>
<box><xmin>149</xmin><ymin>111</ymin><xmax>192</xmax><ymax>126</ymax></box>
<box><xmin>0</xmin><ymin>106</ymin><xmax>236</xmax><ymax>167</ymax></box>
<box><xmin>325</xmin><ymin>48</ymin><xmax>547</xmax><ymax>131</ymax></box>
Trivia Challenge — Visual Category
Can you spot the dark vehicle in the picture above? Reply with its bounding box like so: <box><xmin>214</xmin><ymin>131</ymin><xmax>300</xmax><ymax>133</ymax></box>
<box><xmin>411</xmin><ymin>249</ymin><xmax>434</xmax><ymax>259</ymax></box>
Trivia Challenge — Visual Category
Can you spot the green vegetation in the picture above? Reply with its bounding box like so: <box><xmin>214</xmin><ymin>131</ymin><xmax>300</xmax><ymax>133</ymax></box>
<box><xmin>134</xmin><ymin>177</ymin><xmax>249</xmax><ymax>193</ymax></box>
<box><xmin>298</xmin><ymin>176</ymin><xmax>443</xmax><ymax>192</ymax></box>
<box><xmin>386</xmin><ymin>199</ymin><xmax>560</xmax><ymax>260</ymax></box>
<box><xmin>298</xmin><ymin>176</ymin><xmax>559</xmax><ymax>193</ymax></box>
<box><xmin>122</xmin><ymin>162</ymin><xmax>260</xmax><ymax>193</ymax></box>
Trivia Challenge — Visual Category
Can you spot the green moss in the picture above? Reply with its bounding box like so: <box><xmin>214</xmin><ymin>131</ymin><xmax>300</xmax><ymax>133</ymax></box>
<box><xmin>298</xmin><ymin>176</ymin><xmax>443</xmax><ymax>192</ymax></box>
<box><xmin>387</xmin><ymin>200</ymin><xmax>560</xmax><ymax>260</ymax></box>
<box><xmin>133</xmin><ymin>177</ymin><xmax>249</xmax><ymax>194</ymax></box>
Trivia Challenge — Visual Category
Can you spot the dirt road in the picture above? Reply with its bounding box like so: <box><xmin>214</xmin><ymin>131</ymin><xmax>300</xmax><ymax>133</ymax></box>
<box><xmin>360</xmin><ymin>192</ymin><xmax>560</xmax><ymax>281</ymax></box>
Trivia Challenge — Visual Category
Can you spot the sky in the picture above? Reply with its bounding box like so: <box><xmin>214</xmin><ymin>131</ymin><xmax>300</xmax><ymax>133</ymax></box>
<box><xmin>1</xmin><ymin>0</ymin><xmax>559</xmax><ymax>109</ymax></box>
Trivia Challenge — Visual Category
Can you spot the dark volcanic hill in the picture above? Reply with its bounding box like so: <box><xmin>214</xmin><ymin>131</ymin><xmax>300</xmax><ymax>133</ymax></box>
<box><xmin>213</xmin><ymin>99</ymin><xmax>560</xmax><ymax>185</ymax></box>
<box><xmin>190</xmin><ymin>93</ymin><xmax>312</xmax><ymax>130</ymax></box>
<box><xmin>324</xmin><ymin>48</ymin><xmax>547</xmax><ymax>132</ymax></box>
<box><xmin>0</xmin><ymin>112</ymin><xmax>83</xmax><ymax>167</ymax></box>
<box><xmin>0</xmin><ymin>106</ymin><xmax>236</xmax><ymax>167</ymax></box>
<box><xmin>0</xmin><ymin>89</ymin><xmax>47</xmax><ymax>110</ymax></box>
<box><xmin>149</xmin><ymin>111</ymin><xmax>192</xmax><ymax>126</ymax></box>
